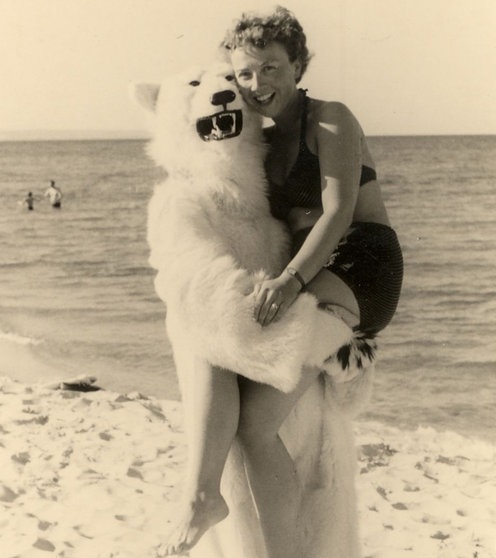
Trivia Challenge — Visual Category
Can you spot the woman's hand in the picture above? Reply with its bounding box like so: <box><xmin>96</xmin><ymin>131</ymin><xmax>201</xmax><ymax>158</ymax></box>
<box><xmin>253</xmin><ymin>272</ymin><xmax>302</xmax><ymax>327</ymax></box>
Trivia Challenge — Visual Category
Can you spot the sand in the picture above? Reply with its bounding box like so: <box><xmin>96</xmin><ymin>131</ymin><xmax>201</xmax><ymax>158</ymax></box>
<box><xmin>0</xmin><ymin>375</ymin><xmax>494</xmax><ymax>558</ymax></box>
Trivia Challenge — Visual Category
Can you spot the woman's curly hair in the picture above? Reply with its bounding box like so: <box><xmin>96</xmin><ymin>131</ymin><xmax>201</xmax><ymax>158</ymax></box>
<box><xmin>221</xmin><ymin>6</ymin><xmax>312</xmax><ymax>83</ymax></box>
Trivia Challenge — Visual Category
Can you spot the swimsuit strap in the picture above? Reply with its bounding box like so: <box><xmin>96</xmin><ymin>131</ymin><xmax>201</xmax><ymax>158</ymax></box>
<box><xmin>299</xmin><ymin>88</ymin><xmax>377</xmax><ymax>187</ymax></box>
<box><xmin>299</xmin><ymin>89</ymin><xmax>309</xmax><ymax>146</ymax></box>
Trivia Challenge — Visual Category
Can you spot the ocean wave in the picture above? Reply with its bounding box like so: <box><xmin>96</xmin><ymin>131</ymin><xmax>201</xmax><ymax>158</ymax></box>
<box><xmin>355</xmin><ymin>420</ymin><xmax>496</xmax><ymax>452</ymax></box>
<box><xmin>0</xmin><ymin>330</ymin><xmax>44</xmax><ymax>346</ymax></box>
<box><xmin>454</xmin><ymin>358</ymin><xmax>496</xmax><ymax>370</ymax></box>
<box><xmin>0</xmin><ymin>260</ymin><xmax>43</xmax><ymax>269</ymax></box>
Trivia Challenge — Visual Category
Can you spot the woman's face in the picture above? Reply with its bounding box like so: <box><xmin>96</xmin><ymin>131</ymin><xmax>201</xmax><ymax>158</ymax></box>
<box><xmin>230</xmin><ymin>41</ymin><xmax>301</xmax><ymax>119</ymax></box>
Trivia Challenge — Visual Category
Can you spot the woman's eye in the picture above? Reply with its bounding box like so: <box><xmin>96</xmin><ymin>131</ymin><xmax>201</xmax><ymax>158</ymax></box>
<box><xmin>225</xmin><ymin>75</ymin><xmax>235</xmax><ymax>82</ymax></box>
<box><xmin>189</xmin><ymin>80</ymin><xmax>200</xmax><ymax>87</ymax></box>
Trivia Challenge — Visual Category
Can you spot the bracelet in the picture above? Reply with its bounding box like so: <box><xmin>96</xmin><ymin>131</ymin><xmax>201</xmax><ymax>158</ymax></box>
<box><xmin>286</xmin><ymin>267</ymin><xmax>306</xmax><ymax>290</ymax></box>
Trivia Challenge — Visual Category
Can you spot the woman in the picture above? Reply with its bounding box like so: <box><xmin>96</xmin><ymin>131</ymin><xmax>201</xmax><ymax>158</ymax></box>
<box><xmin>156</xmin><ymin>7</ymin><xmax>402</xmax><ymax>558</ymax></box>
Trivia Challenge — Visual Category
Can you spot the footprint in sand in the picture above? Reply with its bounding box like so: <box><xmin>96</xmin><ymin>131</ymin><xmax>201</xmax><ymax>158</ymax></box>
<box><xmin>33</xmin><ymin>537</ymin><xmax>56</xmax><ymax>551</ymax></box>
<box><xmin>37</xmin><ymin>520</ymin><xmax>53</xmax><ymax>531</ymax></box>
<box><xmin>11</xmin><ymin>451</ymin><xmax>30</xmax><ymax>465</ymax></box>
<box><xmin>0</xmin><ymin>484</ymin><xmax>18</xmax><ymax>502</ymax></box>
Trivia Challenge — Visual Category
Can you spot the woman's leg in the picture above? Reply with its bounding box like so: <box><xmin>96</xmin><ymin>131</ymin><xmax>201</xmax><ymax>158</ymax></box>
<box><xmin>236</xmin><ymin>269</ymin><xmax>360</xmax><ymax>558</ymax></box>
<box><xmin>306</xmin><ymin>268</ymin><xmax>360</xmax><ymax>328</ymax></box>
<box><xmin>236</xmin><ymin>366</ymin><xmax>321</xmax><ymax>558</ymax></box>
<box><xmin>156</xmin><ymin>362</ymin><xmax>239</xmax><ymax>556</ymax></box>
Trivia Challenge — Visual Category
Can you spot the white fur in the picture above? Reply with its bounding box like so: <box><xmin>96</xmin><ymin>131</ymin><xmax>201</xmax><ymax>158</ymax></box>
<box><xmin>138</xmin><ymin>62</ymin><xmax>352</xmax><ymax>393</ymax></box>
<box><xmin>135</xmin><ymin>62</ymin><xmax>373</xmax><ymax>557</ymax></box>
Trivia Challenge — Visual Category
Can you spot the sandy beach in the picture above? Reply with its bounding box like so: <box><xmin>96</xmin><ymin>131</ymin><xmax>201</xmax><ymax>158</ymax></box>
<box><xmin>1</xmin><ymin>375</ymin><xmax>495</xmax><ymax>558</ymax></box>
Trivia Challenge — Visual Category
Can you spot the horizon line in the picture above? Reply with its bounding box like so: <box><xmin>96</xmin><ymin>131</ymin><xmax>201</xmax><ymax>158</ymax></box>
<box><xmin>0</xmin><ymin>129</ymin><xmax>151</xmax><ymax>142</ymax></box>
<box><xmin>1</xmin><ymin>129</ymin><xmax>495</xmax><ymax>142</ymax></box>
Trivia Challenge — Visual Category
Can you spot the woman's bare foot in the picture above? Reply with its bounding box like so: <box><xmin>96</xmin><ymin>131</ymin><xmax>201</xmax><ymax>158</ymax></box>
<box><xmin>155</xmin><ymin>492</ymin><xmax>229</xmax><ymax>556</ymax></box>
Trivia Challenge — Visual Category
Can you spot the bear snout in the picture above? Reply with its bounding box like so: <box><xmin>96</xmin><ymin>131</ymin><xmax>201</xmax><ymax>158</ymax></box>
<box><xmin>211</xmin><ymin>90</ymin><xmax>236</xmax><ymax>108</ymax></box>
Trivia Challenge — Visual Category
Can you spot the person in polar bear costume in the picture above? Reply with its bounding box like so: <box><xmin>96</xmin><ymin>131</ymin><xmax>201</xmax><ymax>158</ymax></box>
<box><xmin>135</xmin><ymin>63</ymin><xmax>361</xmax><ymax>557</ymax></box>
<box><xmin>135</xmin><ymin>65</ymin><xmax>370</xmax><ymax>557</ymax></box>
<box><xmin>134</xmin><ymin>8</ymin><xmax>402</xmax><ymax>556</ymax></box>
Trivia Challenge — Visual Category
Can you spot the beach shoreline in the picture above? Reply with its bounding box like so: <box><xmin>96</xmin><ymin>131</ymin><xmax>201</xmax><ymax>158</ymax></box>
<box><xmin>1</xmin><ymin>374</ymin><xmax>495</xmax><ymax>558</ymax></box>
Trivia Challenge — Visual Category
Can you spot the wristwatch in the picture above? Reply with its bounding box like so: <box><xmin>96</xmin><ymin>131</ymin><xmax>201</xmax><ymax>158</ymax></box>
<box><xmin>286</xmin><ymin>267</ymin><xmax>306</xmax><ymax>290</ymax></box>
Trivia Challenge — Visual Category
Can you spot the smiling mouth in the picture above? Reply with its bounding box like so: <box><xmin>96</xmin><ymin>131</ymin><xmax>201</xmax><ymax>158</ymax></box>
<box><xmin>254</xmin><ymin>92</ymin><xmax>275</xmax><ymax>105</ymax></box>
<box><xmin>196</xmin><ymin>110</ymin><xmax>243</xmax><ymax>141</ymax></box>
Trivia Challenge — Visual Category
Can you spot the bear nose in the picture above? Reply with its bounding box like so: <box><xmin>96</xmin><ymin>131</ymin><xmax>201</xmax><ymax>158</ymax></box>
<box><xmin>211</xmin><ymin>90</ymin><xmax>236</xmax><ymax>106</ymax></box>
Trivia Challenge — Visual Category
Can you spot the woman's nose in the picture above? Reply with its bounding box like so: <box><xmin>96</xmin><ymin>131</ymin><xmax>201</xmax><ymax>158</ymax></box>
<box><xmin>249</xmin><ymin>73</ymin><xmax>259</xmax><ymax>91</ymax></box>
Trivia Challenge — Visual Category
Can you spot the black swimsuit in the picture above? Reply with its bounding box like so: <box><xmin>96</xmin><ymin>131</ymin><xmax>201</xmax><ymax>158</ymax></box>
<box><xmin>266</xmin><ymin>90</ymin><xmax>403</xmax><ymax>336</ymax></box>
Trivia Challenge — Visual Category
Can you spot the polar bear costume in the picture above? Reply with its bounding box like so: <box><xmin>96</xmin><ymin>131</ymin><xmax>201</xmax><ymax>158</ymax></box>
<box><xmin>135</xmin><ymin>62</ymin><xmax>374</xmax><ymax>558</ymax></box>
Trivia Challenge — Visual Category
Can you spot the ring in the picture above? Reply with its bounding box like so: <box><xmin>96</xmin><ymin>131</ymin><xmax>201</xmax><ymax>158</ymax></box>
<box><xmin>270</xmin><ymin>302</ymin><xmax>279</xmax><ymax>312</ymax></box>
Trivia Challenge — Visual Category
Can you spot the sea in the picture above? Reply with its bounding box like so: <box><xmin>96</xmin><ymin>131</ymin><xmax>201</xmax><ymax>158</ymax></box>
<box><xmin>1</xmin><ymin>135</ymin><xmax>495</xmax><ymax>443</ymax></box>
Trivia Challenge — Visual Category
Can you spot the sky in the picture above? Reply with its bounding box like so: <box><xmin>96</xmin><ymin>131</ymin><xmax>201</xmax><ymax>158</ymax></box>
<box><xmin>0</xmin><ymin>0</ymin><xmax>495</xmax><ymax>138</ymax></box>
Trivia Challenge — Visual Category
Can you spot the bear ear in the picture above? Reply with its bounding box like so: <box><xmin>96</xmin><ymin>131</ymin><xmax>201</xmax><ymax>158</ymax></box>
<box><xmin>132</xmin><ymin>83</ymin><xmax>160</xmax><ymax>113</ymax></box>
